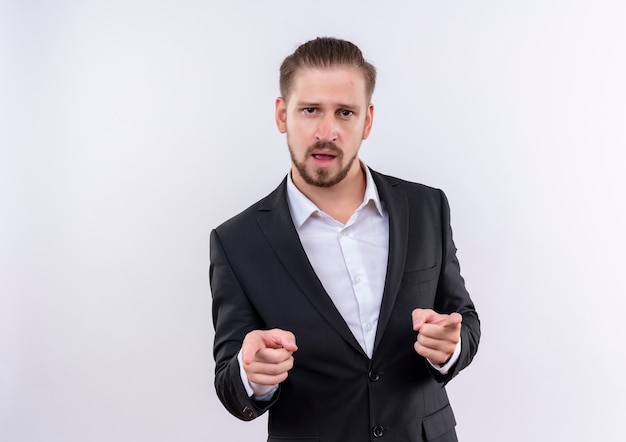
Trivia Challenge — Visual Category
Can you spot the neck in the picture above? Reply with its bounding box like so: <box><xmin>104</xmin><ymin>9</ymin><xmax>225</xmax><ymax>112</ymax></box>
<box><xmin>292</xmin><ymin>162</ymin><xmax>366</xmax><ymax>224</ymax></box>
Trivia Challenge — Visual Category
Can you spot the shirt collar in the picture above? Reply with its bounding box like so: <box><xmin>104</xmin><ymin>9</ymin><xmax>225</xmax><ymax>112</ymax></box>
<box><xmin>286</xmin><ymin>163</ymin><xmax>385</xmax><ymax>230</ymax></box>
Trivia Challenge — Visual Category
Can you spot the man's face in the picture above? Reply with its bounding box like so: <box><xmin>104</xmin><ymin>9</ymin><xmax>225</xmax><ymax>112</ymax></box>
<box><xmin>275</xmin><ymin>66</ymin><xmax>374</xmax><ymax>188</ymax></box>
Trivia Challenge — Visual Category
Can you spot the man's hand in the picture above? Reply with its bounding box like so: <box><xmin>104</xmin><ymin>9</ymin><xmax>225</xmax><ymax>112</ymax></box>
<box><xmin>412</xmin><ymin>309</ymin><xmax>462</xmax><ymax>365</ymax></box>
<box><xmin>241</xmin><ymin>329</ymin><xmax>298</xmax><ymax>387</ymax></box>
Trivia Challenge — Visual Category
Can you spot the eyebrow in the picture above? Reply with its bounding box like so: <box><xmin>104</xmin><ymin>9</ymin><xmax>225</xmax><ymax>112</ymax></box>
<box><xmin>295</xmin><ymin>101</ymin><xmax>360</xmax><ymax>110</ymax></box>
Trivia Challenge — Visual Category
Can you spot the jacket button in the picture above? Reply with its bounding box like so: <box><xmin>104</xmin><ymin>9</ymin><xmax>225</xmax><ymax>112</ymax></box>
<box><xmin>242</xmin><ymin>405</ymin><xmax>254</xmax><ymax>418</ymax></box>
<box><xmin>368</xmin><ymin>371</ymin><xmax>380</xmax><ymax>382</ymax></box>
<box><xmin>372</xmin><ymin>425</ymin><xmax>385</xmax><ymax>438</ymax></box>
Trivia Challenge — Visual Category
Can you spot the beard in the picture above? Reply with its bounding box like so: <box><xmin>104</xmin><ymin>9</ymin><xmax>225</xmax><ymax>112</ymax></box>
<box><xmin>288</xmin><ymin>140</ymin><xmax>358</xmax><ymax>188</ymax></box>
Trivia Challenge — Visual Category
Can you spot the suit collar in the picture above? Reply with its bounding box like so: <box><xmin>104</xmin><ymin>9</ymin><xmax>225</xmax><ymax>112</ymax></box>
<box><xmin>370</xmin><ymin>171</ymin><xmax>409</xmax><ymax>354</ymax></box>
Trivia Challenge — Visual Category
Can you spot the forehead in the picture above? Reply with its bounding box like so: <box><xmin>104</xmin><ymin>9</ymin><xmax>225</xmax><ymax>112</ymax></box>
<box><xmin>288</xmin><ymin>66</ymin><xmax>368</xmax><ymax>104</ymax></box>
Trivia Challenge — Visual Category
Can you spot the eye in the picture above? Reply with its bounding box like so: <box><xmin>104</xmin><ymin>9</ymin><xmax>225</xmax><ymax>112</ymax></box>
<box><xmin>303</xmin><ymin>107</ymin><xmax>317</xmax><ymax>115</ymax></box>
<box><xmin>338</xmin><ymin>109</ymin><xmax>353</xmax><ymax>117</ymax></box>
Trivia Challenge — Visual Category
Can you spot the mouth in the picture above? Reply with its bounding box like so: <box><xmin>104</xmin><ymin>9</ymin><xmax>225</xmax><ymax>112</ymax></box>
<box><xmin>305</xmin><ymin>141</ymin><xmax>342</xmax><ymax>168</ymax></box>
<box><xmin>312</xmin><ymin>152</ymin><xmax>337</xmax><ymax>161</ymax></box>
<box><xmin>310</xmin><ymin>151</ymin><xmax>337</xmax><ymax>167</ymax></box>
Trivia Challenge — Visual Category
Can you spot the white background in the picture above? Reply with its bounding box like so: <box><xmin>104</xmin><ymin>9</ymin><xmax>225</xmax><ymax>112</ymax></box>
<box><xmin>2</xmin><ymin>1</ymin><xmax>625</xmax><ymax>441</ymax></box>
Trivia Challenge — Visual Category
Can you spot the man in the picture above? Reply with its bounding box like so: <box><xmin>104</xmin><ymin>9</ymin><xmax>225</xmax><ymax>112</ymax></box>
<box><xmin>210</xmin><ymin>37</ymin><xmax>480</xmax><ymax>442</ymax></box>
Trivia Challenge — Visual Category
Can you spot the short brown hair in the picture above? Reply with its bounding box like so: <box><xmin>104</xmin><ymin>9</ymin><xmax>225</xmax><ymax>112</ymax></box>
<box><xmin>279</xmin><ymin>37</ymin><xmax>377</xmax><ymax>103</ymax></box>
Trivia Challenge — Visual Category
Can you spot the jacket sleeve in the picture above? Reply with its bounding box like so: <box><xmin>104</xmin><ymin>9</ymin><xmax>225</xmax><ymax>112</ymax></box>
<box><xmin>429</xmin><ymin>190</ymin><xmax>481</xmax><ymax>383</ymax></box>
<box><xmin>210</xmin><ymin>229</ymin><xmax>279</xmax><ymax>420</ymax></box>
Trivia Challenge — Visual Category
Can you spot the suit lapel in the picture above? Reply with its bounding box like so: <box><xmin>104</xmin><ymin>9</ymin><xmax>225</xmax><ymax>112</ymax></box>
<box><xmin>370</xmin><ymin>171</ymin><xmax>409</xmax><ymax>353</ymax></box>
<box><xmin>256</xmin><ymin>179</ymin><xmax>366</xmax><ymax>356</ymax></box>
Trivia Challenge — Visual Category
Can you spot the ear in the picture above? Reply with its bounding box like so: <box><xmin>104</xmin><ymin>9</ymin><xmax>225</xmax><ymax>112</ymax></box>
<box><xmin>362</xmin><ymin>103</ymin><xmax>374</xmax><ymax>140</ymax></box>
<box><xmin>275</xmin><ymin>97</ymin><xmax>287</xmax><ymax>134</ymax></box>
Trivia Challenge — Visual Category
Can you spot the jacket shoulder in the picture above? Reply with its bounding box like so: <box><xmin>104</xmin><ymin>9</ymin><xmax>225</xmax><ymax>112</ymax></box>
<box><xmin>371</xmin><ymin>169</ymin><xmax>444</xmax><ymax>202</ymax></box>
<box><xmin>213</xmin><ymin>178</ymin><xmax>286</xmax><ymax>236</ymax></box>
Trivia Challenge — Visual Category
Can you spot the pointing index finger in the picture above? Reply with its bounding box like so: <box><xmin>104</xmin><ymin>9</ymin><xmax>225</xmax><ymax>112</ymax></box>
<box><xmin>412</xmin><ymin>309</ymin><xmax>463</xmax><ymax>330</ymax></box>
<box><xmin>443</xmin><ymin>312</ymin><xmax>463</xmax><ymax>327</ymax></box>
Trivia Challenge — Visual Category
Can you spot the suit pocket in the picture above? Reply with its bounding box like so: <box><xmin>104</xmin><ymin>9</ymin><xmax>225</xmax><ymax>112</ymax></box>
<box><xmin>401</xmin><ymin>264</ymin><xmax>439</xmax><ymax>287</ymax></box>
<box><xmin>422</xmin><ymin>403</ymin><xmax>456</xmax><ymax>440</ymax></box>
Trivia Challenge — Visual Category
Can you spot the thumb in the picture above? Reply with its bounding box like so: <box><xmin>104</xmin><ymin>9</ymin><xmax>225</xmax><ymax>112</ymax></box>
<box><xmin>241</xmin><ymin>331</ymin><xmax>266</xmax><ymax>364</ymax></box>
<box><xmin>412</xmin><ymin>308</ymin><xmax>435</xmax><ymax>331</ymax></box>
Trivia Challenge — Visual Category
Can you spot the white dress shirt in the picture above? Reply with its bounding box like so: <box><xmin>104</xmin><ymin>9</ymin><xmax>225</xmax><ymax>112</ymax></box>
<box><xmin>240</xmin><ymin>165</ymin><xmax>460</xmax><ymax>398</ymax></box>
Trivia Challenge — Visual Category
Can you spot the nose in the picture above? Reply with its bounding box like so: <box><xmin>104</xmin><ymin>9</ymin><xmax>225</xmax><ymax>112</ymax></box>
<box><xmin>315</xmin><ymin>114</ymin><xmax>338</xmax><ymax>142</ymax></box>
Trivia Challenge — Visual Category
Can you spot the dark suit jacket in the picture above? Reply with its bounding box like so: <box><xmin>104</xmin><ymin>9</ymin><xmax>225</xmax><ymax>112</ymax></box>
<box><xmin>210</xmin><ymin>169</ymin><xmax>480</xmax><ymax>442</ymax></box>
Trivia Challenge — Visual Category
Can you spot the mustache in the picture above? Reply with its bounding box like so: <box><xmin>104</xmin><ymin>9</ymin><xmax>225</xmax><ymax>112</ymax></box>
<box><xmin>306</xmin><ymin>141</ymin><xmax>342</xmax><ymax>155</ymax></box>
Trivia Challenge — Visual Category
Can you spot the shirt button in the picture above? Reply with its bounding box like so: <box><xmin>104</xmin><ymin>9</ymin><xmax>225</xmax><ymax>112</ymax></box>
<box><xmin>364</xmin><ymin>322</ymin><xmax>372</xmax><ymax>331</ymax></box>
<box><xmin>372</xmin><ymin>425</ymin><xmax>385</xmax><ymax>438</ymax></box>
<box><xmin>341</xmin><ymin>230</ymin><xmax>349</xmax><ymax>237</ymax></box>
<box><xmin>355</xmin><ymin>274</ymin><xmax>363</xmax><ymax>283</ymax></box>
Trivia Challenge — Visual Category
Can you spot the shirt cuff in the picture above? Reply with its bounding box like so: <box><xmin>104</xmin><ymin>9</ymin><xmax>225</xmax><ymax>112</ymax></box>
<box><xmin>427</xmin><ymin>338</ymin><xmax>462</xmax><ymax>375</ymax></box>
<box><xmin>237</xmin><ymin>349</ymin><xmax>279</xmax><ymax>401</ymax></box>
